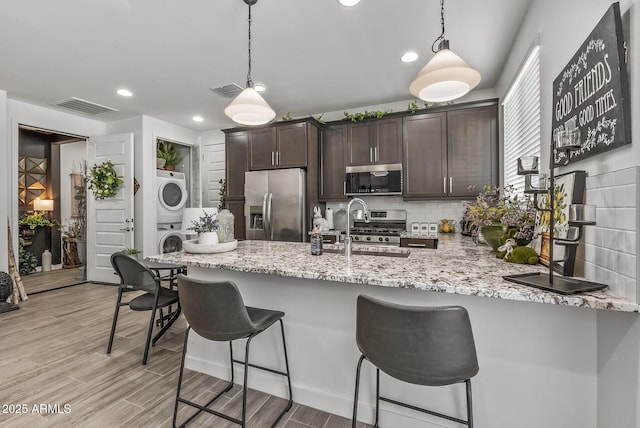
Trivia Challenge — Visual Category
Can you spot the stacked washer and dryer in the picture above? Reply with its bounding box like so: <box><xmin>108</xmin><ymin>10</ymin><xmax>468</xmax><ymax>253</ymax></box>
<box><xmin>156</xmin><ymin>170</ymin><xmax>188</xmax><ymax>253</ymax></box>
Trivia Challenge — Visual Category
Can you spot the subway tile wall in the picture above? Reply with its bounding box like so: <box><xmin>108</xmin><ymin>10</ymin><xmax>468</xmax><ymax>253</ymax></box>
<box><xmin>581</xmin><ymin>167</ymin><xmax>638</xmax><ymax>302</ymax></box>
<box><xmin>325</xmin><ymin>197</ymin><xmax>466</xmax><ymax>231</ymax></box>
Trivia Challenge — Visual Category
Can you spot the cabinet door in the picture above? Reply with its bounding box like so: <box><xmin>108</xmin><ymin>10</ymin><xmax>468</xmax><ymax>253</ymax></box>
<box><xmin>225</xmin><ymin>131</ymin><xmax>248</xmax><ymax>199</ymax></box>
<box><xmin>403</xmin><ymin>113</ymin><xmax>447</xmax><ymax>199</ymax></box>
<box><xmin>374</xmin><ymin>118</ymin><xmax>402</xmax><ymax>164</ymax></box>
<box><xmin>276</xmin><ymin>122</ymin><xmax>308</xmax><ymax>168</ymax></box>
<box><xmin>320</xmin><ymin>125</ymin><xmax>347</xmax><ymax>201</ymax></box>
<box><xmin>226</xmin><ymin>199</ymin><xmax>245</xmax><ymax>240</ymax></box>
<box><xmin>447</xmin><ymin>106</ymin><xmax>498</xmax><ymax>197</ymax></box>
<box><xmin>249</xmin><ymin>127</ymin><xmax>277</xmax><ymax>170</ymax></box>
<box><xmin>346</xmin><ymin>122</ymin><xmax>373</xmax><ymax>166</ymax></box>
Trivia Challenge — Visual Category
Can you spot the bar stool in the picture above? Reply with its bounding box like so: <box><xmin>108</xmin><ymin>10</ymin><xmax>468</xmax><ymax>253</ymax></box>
<box><xmin>173</xmin><ymin>275</ymin><xmax>293</xmax><ymax>428</ymax></box>
<box><xmin>352</xmin><ymin>295</ymin><xmax>479</xmax><ymax>427</ymax></box>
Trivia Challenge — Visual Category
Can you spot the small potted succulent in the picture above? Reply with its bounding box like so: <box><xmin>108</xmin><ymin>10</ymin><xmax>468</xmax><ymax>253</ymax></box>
<box><xmin>121</xmin><ymin>248</ymin><xmax>142</xmax><ymax>260</ymax></box>
<box><xmin>157</xmin><ymin>140</ymin><xmax>183</xmax><ymax>171</ymax></box>
<box><xmin>187</xmin><ymin>210</ymin><xmax>219</xmax><ymax>245</ymax></box>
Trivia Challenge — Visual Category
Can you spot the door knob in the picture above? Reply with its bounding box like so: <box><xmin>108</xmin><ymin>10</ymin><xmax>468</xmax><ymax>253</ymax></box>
<box><xmin>120</xmin><ymin>227</ymin><xmax>131</xmax><ymax>232</ymax></box>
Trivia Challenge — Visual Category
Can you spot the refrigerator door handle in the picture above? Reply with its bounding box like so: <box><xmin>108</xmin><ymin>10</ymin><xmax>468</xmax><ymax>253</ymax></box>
<box><xmin>262</xmin><ymin>192</ymin><xmax>269</xmax><ymax>239</ymax></box>
<box><xmin>267</xmin><ymin>192</ymin><xmax>274</xmax><ymax>240</ymax></box>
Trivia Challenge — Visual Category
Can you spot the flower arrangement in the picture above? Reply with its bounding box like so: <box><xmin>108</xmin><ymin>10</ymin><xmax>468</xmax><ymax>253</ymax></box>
<box><xmin>187</xmin><ymin>210</ymin><xmax>219</xmax><ymax>235</ymax></box>
<box><xmin>500</xmin><ymin>187</ymin><xmax>537</xmax><ymax>242</ymax></box>
<box><xmin>88</xmin><ymin>160</ymin><xmax>123</xmax><ymax>200</ymax></box>
<box><xmin>61</xmin><ymin>217</ymin><xmax>85</xmax><ymax>240</ymax></box>
<box><xmin>463</xmin><ymin>185</ymin><xmax>508</xmax><ymax>227</ymax></box>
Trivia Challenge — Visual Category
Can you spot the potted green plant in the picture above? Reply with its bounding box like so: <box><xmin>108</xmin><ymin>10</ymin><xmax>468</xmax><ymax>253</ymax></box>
<box><xmin>186</xmin><ymin>210</ymin><xmax>219</xmax><ymax>245</ymax></box>
<box><xmin>156</xmin><ymin>140</ymin><xmax>183</xmax><ymax>171</ymax></box>
<box><xmin>121</xmin><ymin>248</ymin><xmax>142</xmax><ymax>260</ymax></box>
<box><xmin>18</xmin><ymin>212</ymin><xmax>54</xmax><ymax>229</ymax></box>
<box><xmin>464</xmin><ymin>185</ymin><xmax>508</xmax><ymax>250</ymax></box>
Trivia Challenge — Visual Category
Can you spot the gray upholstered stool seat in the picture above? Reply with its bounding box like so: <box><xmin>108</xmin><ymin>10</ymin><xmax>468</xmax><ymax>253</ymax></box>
<box><xmin>352</xmin><ymin>295</ymin><xmax>479</xmax><ymax>427</ymax></box>
<box><xmin>173</xmin><ymin>275</ymin><xmax>293</xmax><ymax>428</ymax></box>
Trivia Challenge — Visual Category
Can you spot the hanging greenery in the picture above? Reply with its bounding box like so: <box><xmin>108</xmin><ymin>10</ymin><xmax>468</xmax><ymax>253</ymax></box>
<box><xmin>88</xmin><ymin>160</ymin><xmax>123</xmax><ymax>200</ymax></box>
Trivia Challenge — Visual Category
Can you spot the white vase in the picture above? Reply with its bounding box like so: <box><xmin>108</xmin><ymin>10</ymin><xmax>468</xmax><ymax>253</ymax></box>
<box><xmin>199</xmin><ymin>231</ymin><xmax>219</xmax><ymax>245</ymax></box>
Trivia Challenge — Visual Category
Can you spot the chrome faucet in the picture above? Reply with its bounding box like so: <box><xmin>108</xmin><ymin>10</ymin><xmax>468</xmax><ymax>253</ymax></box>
<box><xmin>345</xmin><ymin>198</ymin><xmax>370</xmax><ymax>261</ymax></box>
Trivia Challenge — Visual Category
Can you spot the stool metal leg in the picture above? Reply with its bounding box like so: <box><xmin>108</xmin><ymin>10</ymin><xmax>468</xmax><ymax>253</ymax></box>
<box><xmin>352</xmin><ymin>354</ymin><xmax>366</xmax><ymax>428</ymax></box>
<box><xmin>241</xmin><ymin>336</ymin><xmax>255</xmax><ymax>428</ymax></box>
<box><xmin>279</xmin><ymin>319</ymin><xmax>294</xmax><ymax>417</ymax></box>
<box><xmin>106</xmin><ymin>289</ymin><xmax>124</xmax><ymax>354</ymax></box>
<box><xmin>466</xmin><ymin>379</ymin><xmax>473</xmax><ymax>428</ymax></box>
<box><xmin>173</xmin><ymin>326</ymin><xmax>190</xmax><ymax>428</ymax></box>
<box><xmin>375</xmin><ymin>368</ymin><xmax>380</xmax><ymax>428</ymax></box>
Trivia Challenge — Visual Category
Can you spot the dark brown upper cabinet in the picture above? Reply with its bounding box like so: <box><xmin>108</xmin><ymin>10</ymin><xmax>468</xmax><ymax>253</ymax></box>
<box><xmin>402</xmin><ymin>101</ymin><xmax>498</xmax><ymax>200</ymax></box>
<box><xmin>249</xmin><ymin>122</ymin><xmax>308</xmax><ymax>170</ymax></box>
<box><xmin>320</xmin><ymin>124</ymin><xmax>348</xmax><ymax>201</ymax></box>
<box><xmin>225</xmin><ymin>130</ymin><xmax>249</xmax><ymax>199</ymax></box>
<box><xmin>346</xmin><ymin>118</ymin><xmax>402</xmax><ymax>166</ymax></box>
<box><xmin>403</xmin><ymin>112</ymin><xmax>447</xmax><ymax>199</ymax></box>
<box><xmin>446</xmin><ymin>105</ymin><xmax>498</xmax><ymax>197</ymax></box>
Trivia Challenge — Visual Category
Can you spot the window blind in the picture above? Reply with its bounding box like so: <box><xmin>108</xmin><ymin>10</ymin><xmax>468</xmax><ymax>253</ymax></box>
<box><xmin>502</xmin><ymin>46</ymin><xmax>541</xmax><ymax>195</ymax></box>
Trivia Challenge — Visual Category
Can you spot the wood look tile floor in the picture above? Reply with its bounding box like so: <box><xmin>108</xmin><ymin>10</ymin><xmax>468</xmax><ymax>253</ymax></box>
<box><xmin>0</xmin><ymin>283</ymin><xmax>371</xmax><ymax>428</ymax></box>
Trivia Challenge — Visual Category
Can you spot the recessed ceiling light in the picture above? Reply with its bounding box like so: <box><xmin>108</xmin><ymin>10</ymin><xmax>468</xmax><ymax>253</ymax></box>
<box><xmin>192</xmin><ymin>116</ymin><xmax>204</xmax><ymax>122</ymax></box>
<box><xmin>254</xmin><ymin>84</ymin><xmax>266</xmax><ymax>92</ymax></box>
<box><xmin>117</xmin><ymin>88</ymin><xmax>133</xmax><ymax>97</ymax></box>
<box><xmin>401</xmin><ymin>51</ymin><xmax>419</xmax><ymax>63</ymax></box>
<box><xmin>338</xmin><ymin>0</ymin><xmax>360</xmax><ymax>6</ymax></box>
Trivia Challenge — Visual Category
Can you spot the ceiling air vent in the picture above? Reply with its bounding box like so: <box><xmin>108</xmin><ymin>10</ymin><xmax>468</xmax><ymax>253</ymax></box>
<box><xmin>52</xmin><ymin>97</ymin><xmax>118</xmax><ymax>115</ymax></box>
<box><xmin>210</xmin><ymin>83</ymin><xmax>243</xmax><ymax>98</ymax></box>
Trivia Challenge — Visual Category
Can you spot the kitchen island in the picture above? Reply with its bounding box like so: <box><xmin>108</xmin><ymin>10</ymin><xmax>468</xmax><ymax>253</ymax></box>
<box><xmin>149</xmin><ymin>236</ymin><xmax>640</xmax><ymax>428</ymax></box>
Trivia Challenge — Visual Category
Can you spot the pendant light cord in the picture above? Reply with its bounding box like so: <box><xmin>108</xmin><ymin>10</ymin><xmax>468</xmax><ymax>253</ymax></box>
<box><xmin>246</xmin><ymin>2</ymin><xmax>253</xmax><ymax>88</ymax></box>
<box><xmin>431</xmin><ymin>0</ymin><xmax>446</xmax><ymax>53</ymax></box>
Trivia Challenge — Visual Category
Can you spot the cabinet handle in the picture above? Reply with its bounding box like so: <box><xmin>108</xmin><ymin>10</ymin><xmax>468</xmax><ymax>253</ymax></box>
<box><xmin>343</xmin><ymin>181</ymin><xmax>346</xmax><ymax>195</ymax></box>
<box><xmin>369</xmin><ymin>147</ymin><xmax>373</xmax><ymax>163</ymax></box>
<box><xmin>407</xmin><ymin>243</ymin><xmax>427</xmax><ymax>248</ymax></box>
<box><xmin>449</xmin><ymin>177</ymin><xmax>453</xmax><ymax>193</ymax></box>
<box><xmin>374</xmin><ymin>146</ymin><xmax>379</xmax><ymax>162</ymax></box>
<box><xmin>276</xmin><ymin>151</ymin><xmax>280</xmax><ymax>165</ymax></box>
<box><xmin>271</xmin><ymin>151</ymin><xmax>275</xmax><ymax>166</ymax></box>
<box><xmin>443</xmin><ymin>177</ymin><xmax>447</xmax><ymax>193</ymax></box>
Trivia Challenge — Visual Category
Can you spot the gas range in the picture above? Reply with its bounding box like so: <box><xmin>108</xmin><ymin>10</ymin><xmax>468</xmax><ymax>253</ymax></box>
<box><xmin>347</xmin><ymin>209</ymin><xmax>406</xmax><ymax>246</ymax></box>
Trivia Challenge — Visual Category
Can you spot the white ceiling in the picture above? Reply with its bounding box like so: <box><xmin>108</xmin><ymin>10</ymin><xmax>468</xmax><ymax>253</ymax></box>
<box><xmin>0</xmin><ymin>0</ymin><xmax>532</xmax><ymax>131</ymax></box>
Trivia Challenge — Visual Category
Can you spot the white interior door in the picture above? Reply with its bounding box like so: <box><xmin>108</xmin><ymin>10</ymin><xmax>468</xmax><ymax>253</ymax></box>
<box><xmin>86</xmin><ymin>133</ymin><xmax>134</xmax><ymax>283</ymax></box>
<box><xmin>203</xmin><ymin>143</ymin><xmax>225</xmax><ymax>207</ymax></box>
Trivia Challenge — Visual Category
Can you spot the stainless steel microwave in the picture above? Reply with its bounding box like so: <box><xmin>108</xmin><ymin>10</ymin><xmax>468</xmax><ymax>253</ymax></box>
<box><xmin>345</xmin><ymin>163</ymin><xmax>402</xmax><ymax>196</ymax></box>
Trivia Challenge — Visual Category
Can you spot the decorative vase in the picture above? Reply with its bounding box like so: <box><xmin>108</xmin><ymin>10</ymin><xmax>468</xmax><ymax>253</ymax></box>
<box><xmin>479</xmin><ymin>224</ymin><xmax>507</xmax><ymax>251</ymax></box>
<box><xmin>156</xmin><ymin>157</ymin><xmax>166</xmax><ymax>169</ymax></box>
<box><xmin>216</xmin><ymin>209</ymin><xmax>235</xmax><ymax>243</ymax></box>
<box><xmin>199</xmin><ymin>231</ymin><xmax>219</xmax><ymax>246</ymax></box>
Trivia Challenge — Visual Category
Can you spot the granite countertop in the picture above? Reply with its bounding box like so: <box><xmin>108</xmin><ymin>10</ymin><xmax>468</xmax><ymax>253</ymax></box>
<box><xmin>147</xmin><ymin>235</ymin><xmax>639</xmax><ymax>312</ymax></box>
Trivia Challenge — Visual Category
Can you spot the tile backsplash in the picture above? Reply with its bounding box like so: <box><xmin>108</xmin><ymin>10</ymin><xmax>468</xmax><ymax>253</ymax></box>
<box><xmin>325</xmin><ymin>197</ymin><xmax>465</xmax><ymax>231</ymax></box>
<box><xmin>581</xmin><ymin>167</ymin><xmax>638</xmax><ymax>302</ymax></box>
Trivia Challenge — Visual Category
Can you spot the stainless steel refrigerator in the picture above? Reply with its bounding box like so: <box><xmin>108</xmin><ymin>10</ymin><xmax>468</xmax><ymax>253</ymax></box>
<box><xmin>244</xmin><ymin>169</ymin><xmax>306</xmax><ymax>242</ymax></box>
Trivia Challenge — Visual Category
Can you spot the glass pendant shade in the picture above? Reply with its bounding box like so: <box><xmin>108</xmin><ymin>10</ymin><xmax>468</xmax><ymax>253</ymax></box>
<box><xmin>225</xmin><ymin>87</ymin><xmax>276</xmax><ymax>126</ymax></box>
<box><xmin>410</xmin><ymin>47</ymin><xmax>481</xmax><ymax>102</ymax></box>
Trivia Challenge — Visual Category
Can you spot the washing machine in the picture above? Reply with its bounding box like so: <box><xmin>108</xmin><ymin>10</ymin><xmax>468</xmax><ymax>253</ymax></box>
<box><xmin>157</xmin><ymin>170</ymin><xmax>188</xmax><ymax>224</ymax></box>
<box><xmin>157</xmin><ymin>224</ymin><xmax>184</xmax><ymax>254</ymax></box>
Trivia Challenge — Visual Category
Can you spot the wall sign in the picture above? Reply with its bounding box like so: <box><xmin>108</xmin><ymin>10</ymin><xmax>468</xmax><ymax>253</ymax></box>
<box><xmin>552</xmin><ymin>2</ymin><xmax>631</xmax><ymax>165</ymax></box>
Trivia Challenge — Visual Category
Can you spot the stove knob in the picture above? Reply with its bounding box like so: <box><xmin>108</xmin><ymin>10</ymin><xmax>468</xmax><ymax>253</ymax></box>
<box><xmin>385</xmin><ymin>237</ymin><xmax>390</xmax><ymax>242</ymax></box>
<box><xmin>366</xmin><ymin>236</ymin><xmax>371</xmax><ymax>241</ymax></box>
<box><xmin>354</xmin><ymin>236</ymin><xmax>359</xmax><ymax>241</ymax></box>
<box><xmin>378</xmin><ymin>237</ymin><xmax>383</xmax><ymax>242</ymax></box>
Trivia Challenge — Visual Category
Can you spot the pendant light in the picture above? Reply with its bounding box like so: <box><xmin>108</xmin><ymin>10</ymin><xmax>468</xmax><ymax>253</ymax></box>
<box><xmin>225</xmin><ymin>0</ymin><xmax>276</xmax><ymax>126</ymax></box>
<box><xmin>409</xmin><ymin>0</ymin><xmax>481</xmax><ymax>103</ymax></box>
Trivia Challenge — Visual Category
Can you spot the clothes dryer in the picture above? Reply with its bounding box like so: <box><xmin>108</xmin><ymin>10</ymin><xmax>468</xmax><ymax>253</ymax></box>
<box><xmin>157</xmin><ymin>224</ymin><xmax>184</xmax><ymax>254</ymax></box>
<box><xmin>157</xmin><ymin>170</ymin><xmax>188</xmax><ymax>224</ymax></box>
